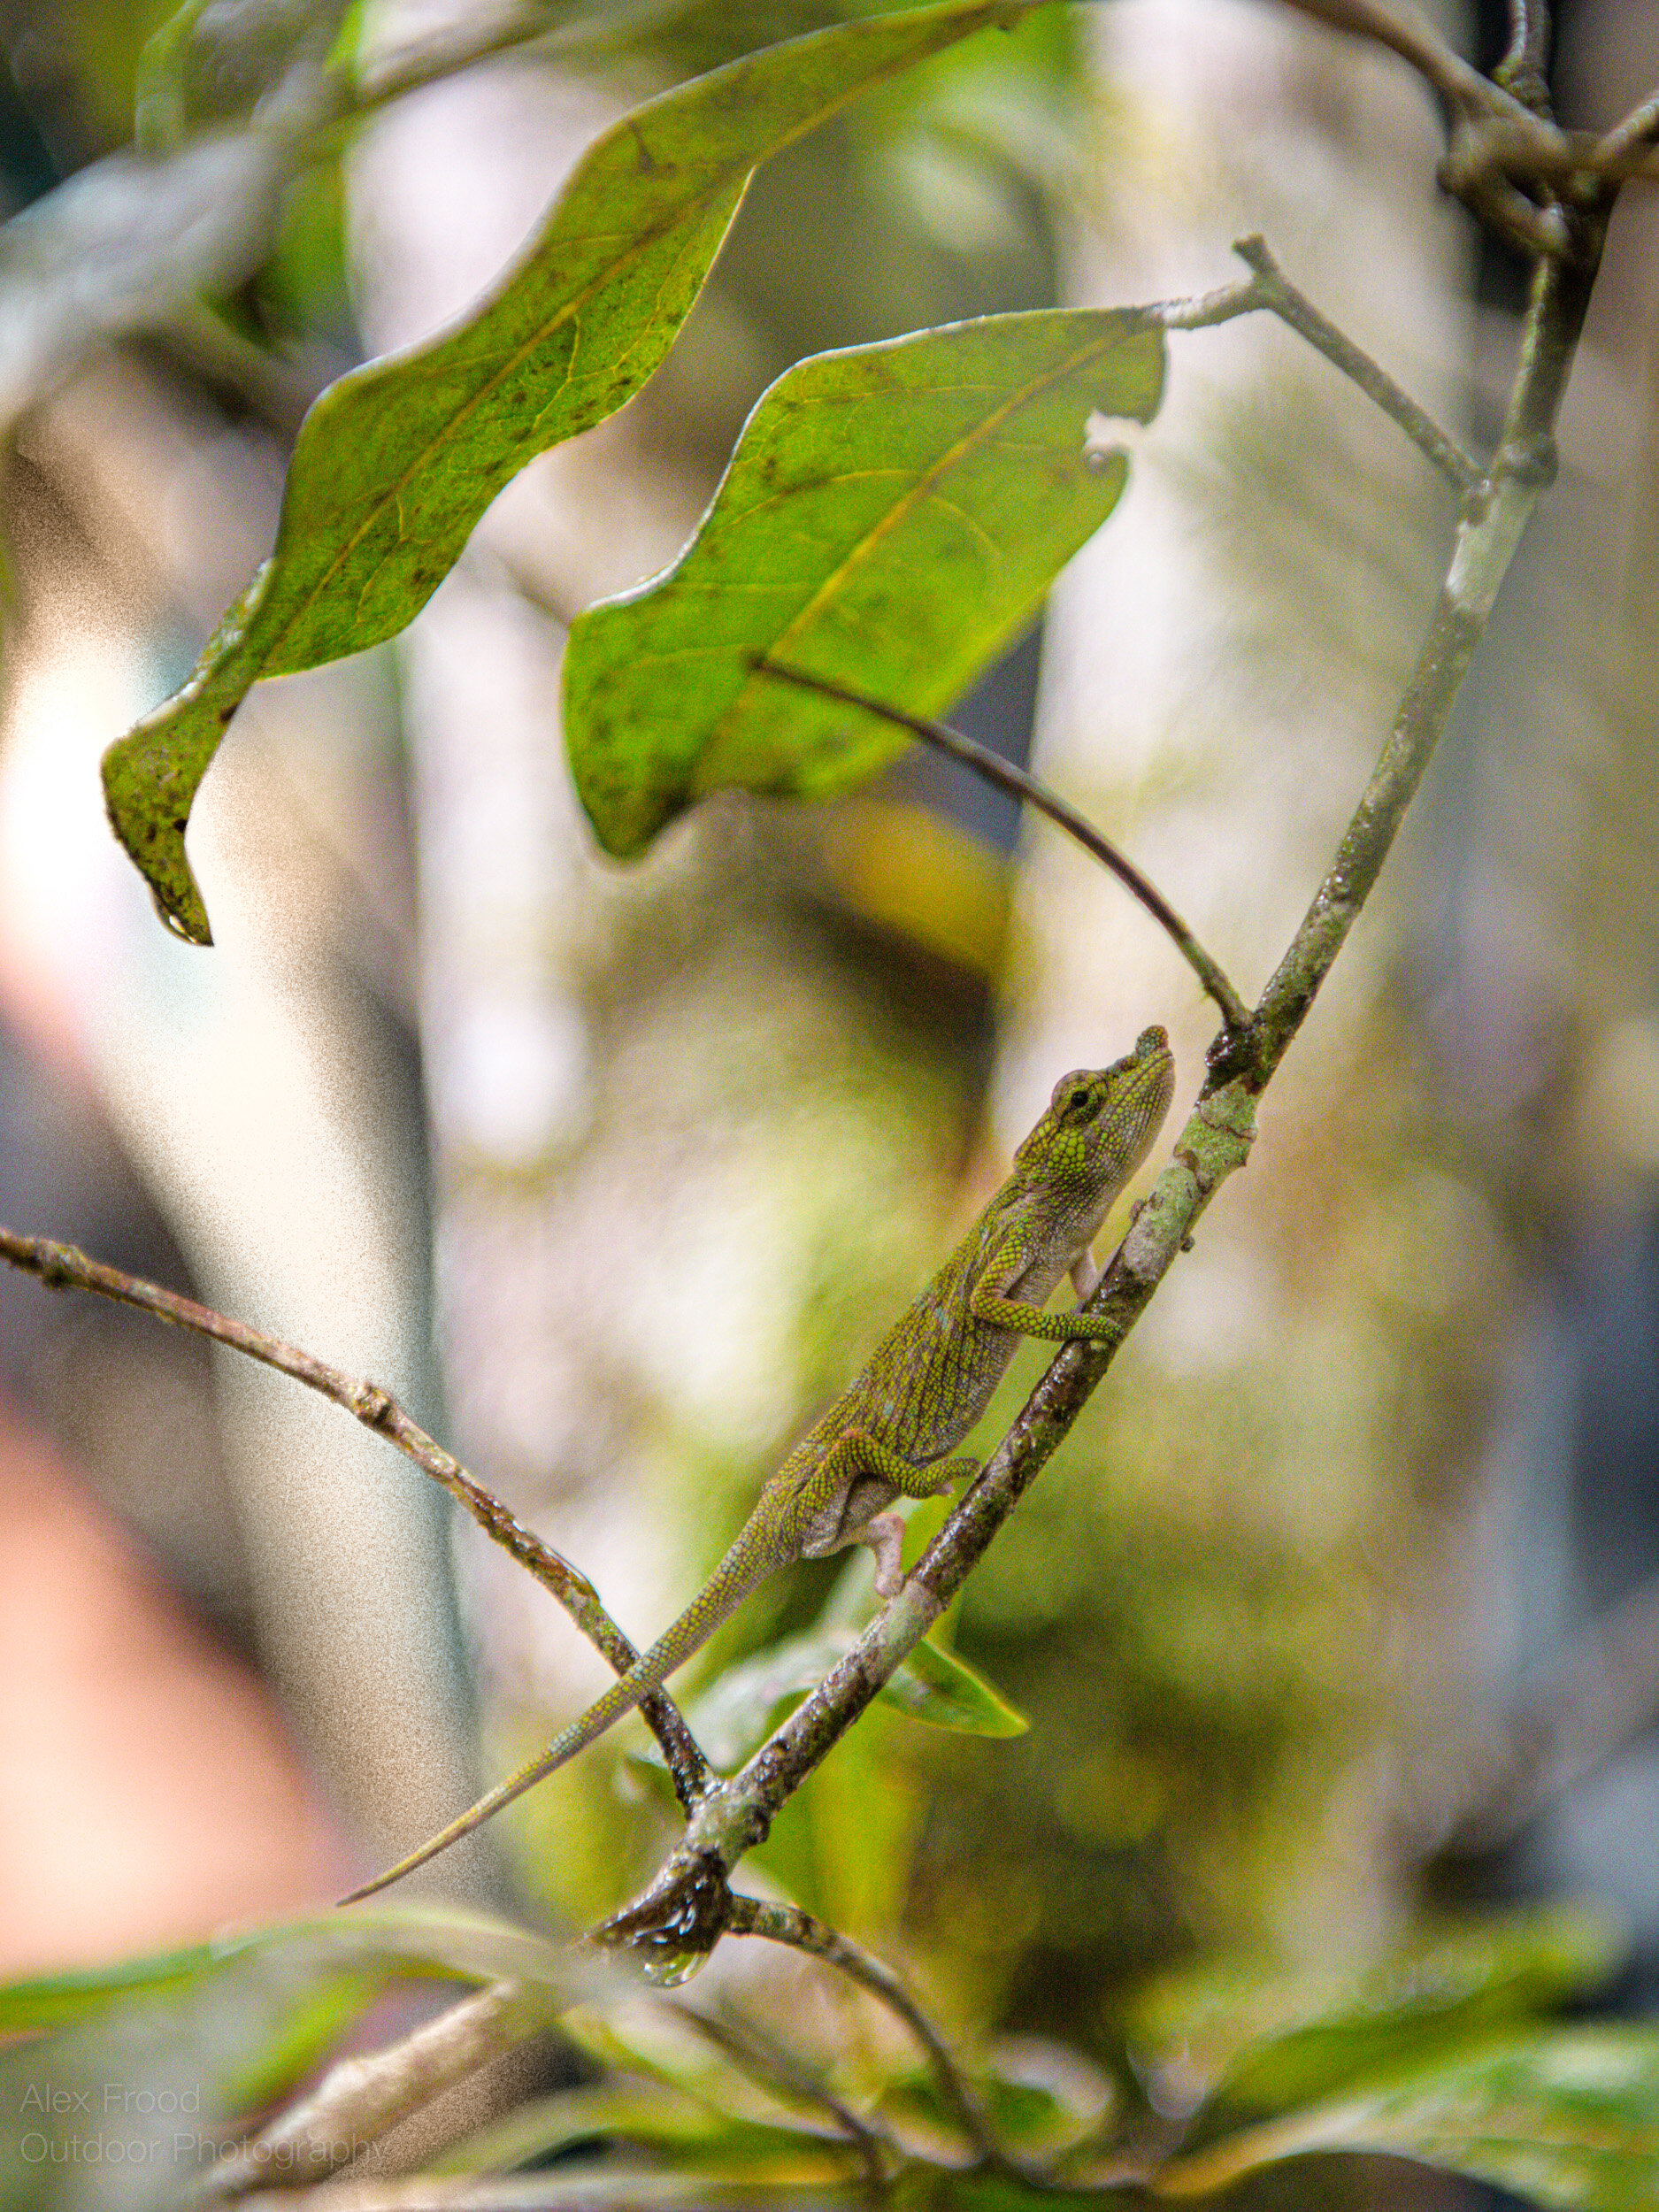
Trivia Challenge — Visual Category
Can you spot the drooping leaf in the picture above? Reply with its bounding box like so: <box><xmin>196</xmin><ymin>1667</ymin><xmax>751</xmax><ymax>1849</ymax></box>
<box><xmin>1154</xmin><ymin>2027</ymin><xmax>1659</xmax><ymax>2212</ymax></box>
<box><xmin>562</xmin><ymin>305</ymin><xmax>1163</xmax><ymax>857</ymax></box>
<box><xmin>102</xmin><ymin>0</ymin><xmax>1029</xmax><ymax>943</ymax></box>
<box><xmin>1128</xmin><ymin>1906</ymin><xmax>1624</xmax><ymax>2125</ymax></box>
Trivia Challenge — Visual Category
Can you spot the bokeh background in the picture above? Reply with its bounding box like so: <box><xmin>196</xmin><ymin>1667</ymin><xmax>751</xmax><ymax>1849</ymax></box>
<box><xmin>1</xmin><ymin>0</ymin><xmax>1657</xmax><ymax>2129</ymax></box>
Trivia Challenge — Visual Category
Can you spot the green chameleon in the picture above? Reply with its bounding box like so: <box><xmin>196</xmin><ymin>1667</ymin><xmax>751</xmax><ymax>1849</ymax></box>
<box><xmin>344</xmin><ymin>1024</ymin><xmax>1175</xmax><ymax>1901</ymax></box>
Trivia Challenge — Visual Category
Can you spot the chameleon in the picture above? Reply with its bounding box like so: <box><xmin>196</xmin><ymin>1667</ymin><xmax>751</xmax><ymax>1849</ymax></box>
<box><xmin>342</xmin><ymin>1023</ymin><xmax>1175</xmax><ymax>1902</ymax></box>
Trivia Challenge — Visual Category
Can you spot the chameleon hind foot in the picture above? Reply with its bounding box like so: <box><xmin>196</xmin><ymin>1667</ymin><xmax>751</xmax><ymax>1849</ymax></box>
<box><xmin>860</xmin><ymin>1455</ymin><xmax>981</xmax><ymax>1595</ymax></box>
<box><xmin>861</xmin><ymin>1510</ymin><xmax>909</xmax><ymax>1597</ymax></box>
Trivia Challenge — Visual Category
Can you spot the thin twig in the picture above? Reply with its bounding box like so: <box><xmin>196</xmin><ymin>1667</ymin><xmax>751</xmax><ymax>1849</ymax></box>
<box><xmin>1271</xmin><ymin>0</ymin><xmax>1515</xmax><ymax>117</ymax></box>
<box><xmin>1591</xmin><ymin>88</ymin><xmax>1659</xmax><ymax>178</ymax></box>
<box><xmin>1497</xmin><ymin>0</ymin><xmax>1553</xmax><ymax>116</ymax></box>
<box><xmin>1233</xmin><ymin>234</ymin><xmax>1482</xmax><ymax>492</ymax></box>
<box><xmin>751</xmin><ymin>657</ymin><xmax>1251</xmax><ymax>1033</ymax></box>
<box><xmin>200</xmin><ymin>1981</ymin><xmax>554</xmax><ymax>2199</ymax></box>
<box><xmin>1250</xmin><ymin>223</ymin><xmax>1609</xmax><ymax>1081</ymax></box>
<box><xmin>314</xmin><ymin>0</ymin><xmax>685</xmax><ymax>141</ymax></box>
<box><xmin>670</xmin><ymin>2002</ymin><xmax>891</xmax><ymax>2185</ymax></box>
<box><xmin>1157</xmin><ymin>237</ymin><xmax>1481</xmax><ymax>494</ymax></box>
<box><xmin>0</xmin><ymin>1227</ymin><xmax>710</xmax><ymax>1809</ymax></box>
<box><xmin>726</xmin><ymin>1896</ymin><xmax>1026</xmax><ymax>2181</ymax></box>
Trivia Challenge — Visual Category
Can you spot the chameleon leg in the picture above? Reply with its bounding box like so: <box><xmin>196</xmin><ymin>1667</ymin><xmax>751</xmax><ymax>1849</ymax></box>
<box><xmin>810</xmin><ymin>1433</ymin><xmax>982</xmax><ymax>1594</ymax></box>
<box><xmin>858</xmin><ymin>1455</ymin><xmax>979</xmax><ymax>1596</ymax></box>
<box><xmin>818</xmin><ymin>1429</ymin><xmax>980</xmax><ymax>1504</ymax></box>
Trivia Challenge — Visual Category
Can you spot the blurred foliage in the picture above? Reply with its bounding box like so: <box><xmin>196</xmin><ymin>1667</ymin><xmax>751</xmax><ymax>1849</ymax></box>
<box><xmin>1</xmin><ymin>1897</ymin><xmax>1649</xmax><ymax>2206</ymax></box>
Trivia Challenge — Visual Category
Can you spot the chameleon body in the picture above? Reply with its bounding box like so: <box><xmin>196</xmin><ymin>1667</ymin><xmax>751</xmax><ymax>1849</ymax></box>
<box><xmin>342</xmin><ymin>1025</ymin><xmax>1175</xmax><ymax>1902</ymax></box>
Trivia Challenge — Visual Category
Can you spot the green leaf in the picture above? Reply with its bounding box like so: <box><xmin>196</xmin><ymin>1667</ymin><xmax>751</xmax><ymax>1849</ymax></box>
<box><xmin>1129</xmin><ymin>1907</ymin><xmax>1624</xmax><ymax>2124</ymax></box>
<box><xmin>1154</xmin><ymin>2027</ymin><xmax>1659</xmax><ymax>2212</ymax></box>
<box><xmin>562</xmin><ymin>305</ymin><xmax>1163</xmax><ymax>857</ymax></box>
<box><xmin>0</xmin><ymin>1906</ymin><xmax>572</xmax><ymax>2208</ymax></box>
<box><xmin>879</xmin><ymin>1632</ymin><xmax>1028</xmax><ymax>1736</ymax></box>
<box><xmin>634</xmin><ymin>1620</ymin><xmax>1025</xmax><ymax>1773</ymax></box>
<box><xmin>101</xmin><ymin>0</ymin><xmax>1028</xmax><ymax>945</ymax></box>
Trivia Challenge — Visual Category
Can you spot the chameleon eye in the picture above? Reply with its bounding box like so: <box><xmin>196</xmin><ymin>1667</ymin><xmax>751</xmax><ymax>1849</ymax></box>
<box><xmin>1048</xmin><ymin>1069</ymin><xmax>1099</xmax><ymax>1119</ymax></box>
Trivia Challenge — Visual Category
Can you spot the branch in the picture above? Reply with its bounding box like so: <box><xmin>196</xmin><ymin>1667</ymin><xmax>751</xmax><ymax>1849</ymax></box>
<box><xmin>1156</xmin><ymin>238</ymin><xmax>1479</xmax><ymax>494</ymax></box>
<box><xmin>1270</xmin><ymin>0</ymin><xmax>1517</xmax><ymax>118</ymax></box>
<box><xmin>594</xmin><ymin>181</ymin><xmax>1617</xmax><ymax>1971</ymax></box>
<box><xmin>669</xmin><ymin>2001</ymin><xmax>891</xmax><ymax>2185</ymax></box>
<box><xmin>202</xmin><ymin>1980</ymin><xmax>554</xmax><ymax>2197</ymax></box>
<box><xmin>1497</xmin><ymin>0</ymin><xmax>1553</xmax><ymax>117</ymax></box>
<box><xmin>750</xmin><ymin>658</ymin><xmax>1252</xmax><ymax>1033</ymax></box>
<box><xmin>1249</xmin><ymin>225</ymin><xmax>1609</xmax><ymax>1080</ymax></box>
<box><xmin>1591</xmin><ymin>89</ymin><xmax>1659</xmax><ymax>180</ymax></box>
<box><xmin>727</xmin><ymin>1895</ymin><xmax>1027</xmax><ymax>2180</ymax></box>
<box><xmin>0</xmin><ymin>1228</ymin><xmax>711</xmax><ymax>1809</ymax></box>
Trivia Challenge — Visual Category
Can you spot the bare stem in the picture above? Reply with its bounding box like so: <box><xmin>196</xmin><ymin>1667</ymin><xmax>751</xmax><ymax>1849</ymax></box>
<box><xmin>727</xmin><ymin>1896</ymin><xmax>1025</xmax><ymax>2180</ymax></box>
<box><xmin>670</xmin><ymin>2001</ymin><xmax>892</xmax><ymax>2185</ymax></box>
<box><xmin>1271</xmin><ymin>0</ymin><xmax>1510</xmax><ymax>116</ymax></box>
<box><xmin>200</xmin><ymin>1980</ymin><xmax>552</xmax><ymax>2198</ymax></box>
<box><xmin>751</xmin><ymin>657</ymin><xmax>1251</xmax><ymax>1033</ymax></box>
<box><xmin>1250</xmin><ymin>219</ymin><xmax>1609</xmax><ymax>1084</ymax></box>
<box><xmin>1591</xmin><ymin>88</ymin><xmax>1659</xmax><ymax>178</ymax></box>
<box><xmin>0</xmin><ymin>1227</ymin><xmax>710</xmax><ymax>1809</ymax></box>
<box><xmin>1156</xmin><ymin>239</ymin><xmax>1479</xmax><ymax>493</ymax></box>
<box><xmin>1497</xmin><ymin>0</ymin><xmax>1553</xmax><ymax>115</ymax></box>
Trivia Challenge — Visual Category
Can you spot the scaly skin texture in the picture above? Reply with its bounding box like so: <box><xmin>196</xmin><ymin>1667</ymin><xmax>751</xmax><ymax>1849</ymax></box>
<box><xmin>342</xmin><ymin>1025</ymin><xmax>1175</xmax><ymax>1902</ymax></box>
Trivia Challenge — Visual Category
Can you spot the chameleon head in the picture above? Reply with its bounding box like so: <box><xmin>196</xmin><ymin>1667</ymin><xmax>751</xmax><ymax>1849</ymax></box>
<box><xmin>1017</xmin><ymin>1025</ymin><xmax>1177</xmax><ymax>1213</ymax></box>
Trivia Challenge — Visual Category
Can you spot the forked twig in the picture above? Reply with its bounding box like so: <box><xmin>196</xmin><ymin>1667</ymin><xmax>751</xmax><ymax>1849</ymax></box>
<box><xmin>1156</xmin><ymin>235</ymin><xmax>1480</xmax><ymax>494</ymax></box>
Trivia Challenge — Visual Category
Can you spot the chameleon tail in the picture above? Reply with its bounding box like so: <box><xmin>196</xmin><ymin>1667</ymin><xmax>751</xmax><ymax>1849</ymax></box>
<box><xmin>339</xmin><ymin>1523</ymin><xmax>781</xmax><ymax>1904</ymax></box>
